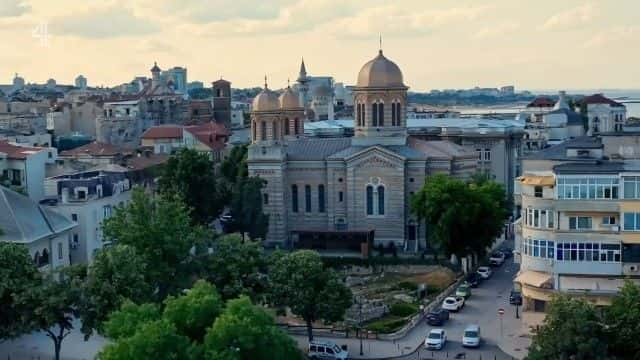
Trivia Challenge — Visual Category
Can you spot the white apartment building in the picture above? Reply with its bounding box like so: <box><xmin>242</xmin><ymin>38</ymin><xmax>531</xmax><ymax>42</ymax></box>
<box><xmin>0</xmin><ymin>140</ymin><xmax>56</xmax><ymax>201</ymax></box>
<box><xmin>582</xmin><ymin>94</ymin><xmax>627</xmax><ymax>135</ymax></box>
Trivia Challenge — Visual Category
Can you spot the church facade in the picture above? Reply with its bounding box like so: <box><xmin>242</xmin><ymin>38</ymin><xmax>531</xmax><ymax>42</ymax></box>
<box><xmin>248</xmin><ymin>50</ymin><xmax>477</xmax><ymax>250</ymax></box>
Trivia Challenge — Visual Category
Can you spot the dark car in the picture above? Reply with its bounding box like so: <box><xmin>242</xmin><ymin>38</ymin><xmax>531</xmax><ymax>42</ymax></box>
<box><xmin>426</xmin><ymin>308</ymin><xmax>450</xmax><ymax>326</ymax></box>
<box><xmin>500</xmin><ymin>247</ymin><xmax>513</xmax><ymax>259</ymax></box>
<box><xmin>465</xmin><ymin>273</ymin><xmax>481</xmax><ymax>288</ymax></box>
<box><xmin>509</xmin><ymin>290</ymin><xmax>523</xmax><ymax>305</ymax></box>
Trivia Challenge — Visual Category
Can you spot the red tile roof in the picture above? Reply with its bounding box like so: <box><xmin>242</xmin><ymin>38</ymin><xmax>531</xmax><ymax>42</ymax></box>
<box><xmin>186</xmin><ymin>121</ymin><xmax>230</xmax><ymax>136</ymax></box>
<box><xmin>0</xmin><ymin>141</ymin><xmax>44</xmax><ymax>160</ymax></box>
<box><xmin>527</xmin><ymin>97</ymin><xmax>555</xmax><ymax>108</ymax></box>
<box><xmin>581</xmin><ymin>93</ymin><xmax>624</xmax><ymax>107</ymax></box>
<box><xmin>141</xmin><ymin>126</ymin><xmax>183</xmax><ymax>139</ymax></box>
<box><xmin>59</xmin><ymin>141</ymin><xmax>125</xmax><ymax>157</ymax></box>
<box><xmin>125</xmin><ymin>153</ymin><xmax>169</xmax><ymax>170</ymax></box>
<box><xmin>185</xmin><ymin>122</ymin><xmax>229</xmax><ymax>151</ymax></box>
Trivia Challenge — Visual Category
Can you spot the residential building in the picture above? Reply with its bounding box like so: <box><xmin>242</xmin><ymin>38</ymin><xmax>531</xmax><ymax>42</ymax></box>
<box><xmin>141</xmin><ymin>122</ymin><xmax>229</xmax><ymax>160</ymax></box>
<box><xmin>0</xmin><ymin>185</ymin><xmax>75</xmax><ymax>271</ymax></box>
<box><xmin>162</xmin><ymin>67</ymin><xmax>187</xmax><ymax>94</ymax></box>
<box><xmin>514</xmin><ymin>136</ymin><xmax>640</xmax><ymax>326</ymax></box>
<box><xmin>58</xmin><ymin>141</ymin><xmax>128</xmax><ymax>166</ymax></box>
<box><xmin>0</xmin><ymin>140</ymin><xmax>55</xmax><ymax>201</ymax></box>
<box><xmin>75</xmin><ymin>75</ymin><xmax>87</xmax><ymax>89</ymax></box>
<box><xmin>248</xmin><ymin>49</ymin><xmax>477</xmax><ymax>251</ymax></box>
<box><xmin>42</xmin><ymin>168</ymin><xmax>132</xmax><ymax>264</ymax></box>
<box><xmin>582</xmin><ymin>94</ymin><xmax>627</xmax><ymax>135</ymax></box>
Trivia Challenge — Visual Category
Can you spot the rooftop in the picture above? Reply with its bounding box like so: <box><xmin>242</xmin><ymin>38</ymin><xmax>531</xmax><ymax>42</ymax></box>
<box><xmin>0</xmin><ymin>141</ymin><xmax>45</xmax><ymax>160</ymax></box>
<box><xmin>581</xmin><ymin>94</ymin><xmax>624</xmax><ymax>107</ymax></box>
<box><xmin>59</xmin><ymin>141</ymin><xmax>127</xmax><ymax>157</ymax></box>
<box><xmin>522</xmin><ymin>137</ymin><xmax>603</xmax><ymax>161</ymax></box>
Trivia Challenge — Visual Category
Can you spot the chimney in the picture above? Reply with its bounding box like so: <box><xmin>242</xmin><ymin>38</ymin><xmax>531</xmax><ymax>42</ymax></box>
<box><xmin>61</xmin><ymin>187</ymin><xmax>69</xmax><ymax>204</ymax></box>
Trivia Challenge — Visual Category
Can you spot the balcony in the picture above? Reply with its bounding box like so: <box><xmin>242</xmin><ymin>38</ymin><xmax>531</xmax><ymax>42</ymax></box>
<box><xmin>554</xmin><ymin>199</ymin><xmax>620</xmax><ymax>212</ymax></box>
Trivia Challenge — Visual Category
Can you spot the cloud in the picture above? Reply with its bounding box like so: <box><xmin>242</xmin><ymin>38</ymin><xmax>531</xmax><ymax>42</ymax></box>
<box><xmin>154</xmin><ymin>0</ymin><xmax>297</xmax><ymax>23</ymax></box>
<box><xmin>542</xmin><ymin>3</ymin><xmax>596</xmax><ymax>30</ymax></box>
<box><xmin>472</xmin><ymin>22</ymin><xmax>520</xmax><ymax>39</ymax></box>
<box><xmin>584</xmin><ymin>26</ymin><xmax>638</xmax><ymax>48</ymax></box>
<box><xmin>0</xmin><ymin>1</ymin><xmax>30</xmax><ymax>17</ymax></box>
<box><xmin>50</xmin><ymin>6</ymin><xmax>158</xmax><ymax>38</ymax></box>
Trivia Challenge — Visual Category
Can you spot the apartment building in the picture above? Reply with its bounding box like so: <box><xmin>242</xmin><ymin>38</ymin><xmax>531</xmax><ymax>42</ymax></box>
<box><xmin>515</xmin><ymin>136</ymin><xmax>640</xmax><ymax>321</ymax></box>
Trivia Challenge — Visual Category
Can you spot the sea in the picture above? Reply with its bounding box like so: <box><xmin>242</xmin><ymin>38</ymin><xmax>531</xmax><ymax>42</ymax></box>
<box><xmin>453</xmin><ymin>90</ymin><xmax>640</xmax><ymax>118</ymax></box>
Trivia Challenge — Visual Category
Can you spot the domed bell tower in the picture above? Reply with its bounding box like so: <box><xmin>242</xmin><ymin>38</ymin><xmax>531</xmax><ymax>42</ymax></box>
<box><xmin>352</xmin><ymin>49</ymin><xmax>408</xmax><ymax>146</ymax></box>
<box><xmin>249</xmin><ymin>78</ymin><xmax>286</xmax><ymax>161</ymax></box>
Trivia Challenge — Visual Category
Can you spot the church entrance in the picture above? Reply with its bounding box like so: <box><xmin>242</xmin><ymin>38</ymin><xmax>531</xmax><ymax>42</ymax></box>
<box><xmin>290</xmin><ymin>229</ymin><xmax>375</xmax><ymax>257</ymax></box>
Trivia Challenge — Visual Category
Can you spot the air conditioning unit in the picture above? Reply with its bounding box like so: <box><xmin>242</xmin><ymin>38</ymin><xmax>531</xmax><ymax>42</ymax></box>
<box><xmin>611</xmin><ymin>225</ymin><xmax>620</xmax><ymax>232</ymax></box>
<box><xmin>629</xmin><ymin>265</ymin><xmax>639</xmax><ymax>272</ymax></box>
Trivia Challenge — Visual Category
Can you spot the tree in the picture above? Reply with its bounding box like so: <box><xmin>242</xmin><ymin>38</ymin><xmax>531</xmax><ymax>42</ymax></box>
<box><xmin>103</xmin><ymin>301</ymin><xmax>161</xmax><ymax>340</ymax></box>
<box><xmin>606</xmin><ymin>280</ymin><xmax>640</xmax><ymax>358</ymax></box>
<box><xmin>103</xmin><ymin>188</ymin><xmax>207</xmax><ymax>299</ymax></box>
<box><xmin>204</xmin><ymin>234</ymin><xmax>266</xmax><ymax>300</ymax></box>
<box><xmin>527</xmin><ymin>295</ymin><xmax>609</xmax><ymax>360</ymax></box>
<box><xmin>229</xmin><ymin>176</ymin><xmax>269</xmax><ymax>241</ymax></box>
<box><xmin>163</xmin><ymin>280</ymin><xmax>223</xmax><ymax>342</ymax></box>
<box><xmin>203</xmin><ymin>296</ymin><xmax>301</xmax><ymax>360</ymax></box>
<box><xmin>219</xmin><ymin>145</ymin><xmax>248</xmax><ymax>184</ymax></box>
<box><xmin>79</xmin><ymin>245</ymin><xmax>152</xmax><ymax>338</ymax></box>
<box><xmin>269</xmin><ymin>250</ymin><xmax>352</xmax><ymax>341</ymax></box>
<box><xmin>99</xmin><ymin>320</ymin><xmax>194</xmax><ymax>360</ymax></box>
<box><xmin>411</xmin><ymin>174</ymin><xmax>508</xmax><ymax>259</ymax></box>
<box><xmin>0</xmin><ymin>243</ymin><xmax>41</xmax><ymax>341</ymax></box>
<box><xmin>19</xmin><ymin>267</ymin><xmax>83</xmax><ymax>360</ymax></box>
<box><xmin>158</xmin><ymin>148</ymin><xmax>224</xmax><ymax>225</ymax></box>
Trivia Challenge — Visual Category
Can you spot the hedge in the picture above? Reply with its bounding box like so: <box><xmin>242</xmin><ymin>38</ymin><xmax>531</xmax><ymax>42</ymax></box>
<box><xmin>389</xmin><ymin>302</ymin><xmax>419</xmax><ymax>317</ymax></box>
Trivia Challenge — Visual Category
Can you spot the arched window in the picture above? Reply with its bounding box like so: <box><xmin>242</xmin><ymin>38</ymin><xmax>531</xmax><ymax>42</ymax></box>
<box><xmin>252</xmin><ymin>121</ymin><xmax>257</xmax><ymax>141</ymax></box>
<box><xmin>391</xmin><ymin>103</ymin><xmax>396</xmax><ymax>126</ymax></box>
<box><xmin>377</xmin><ymin>185</ymin><xmax>385</xmax><ymax>215</ymax></box>
<box><xmin>291</xmin><ymin>185</ymin><xmax>298</xmax><ymax>213</ymax></box>
<box><xmin>260</xmin><ymin>121</ymin><xmax>266</xmax><ymax>141</ymax></box>
<box><xmin>378</xmin><ymin>102</ymin><xmax>384</xmax><ymax>127</ymax></box>
<box><xmin>372</xmin><ymin>103</ymin><xmax>378</xmax><ymax>127</ymax></box>
<box><xmin>284</xmin><ymin>118</ymin><xmax>290</xmax><ymax>135</ymax></box>
<box><xmin>318</xmin><ymin>184</ymin><xmax>325</xmax><ymax>213</ymax></box>
<box><xmin>393</xmin><ymin>101</ymin><xmax>401</xmax><ymax>126</ymax></box>
<box><xmin>357</xmin><ymin>103</ymin><xmax>362</xmax><ymax>126</ymax></box>
<box><xmin>294</xmin><ymin>118</ymin><xmax>300</xmax><ymax>134</ymax></box>
<box><xmin>362</xmin><ymin>106</ymin><xmax>366</xmax><ymax>126</ymax></box>
<box><xmin>305</xmin><ymin>185</ymin><xmax>312</xmax><ymax>213</ymax></box>
<box><xmin>33</xmin><ymin>251</ymin><xmax>40</xmax><ymax>265</ymax></box>
<box><xmin>273</xmin><ymin>121</ymin><xmax>278</xmax><ymax>139</ymax></box>
<box><xmin>40</xmin><ymin>248</ymin><xmax>49</xmax><ymax>266</ymax></box>
<box><xmin>366</xmin><ymin>185</ymin><xmax>374</xmax><ymax>215</ymax></box>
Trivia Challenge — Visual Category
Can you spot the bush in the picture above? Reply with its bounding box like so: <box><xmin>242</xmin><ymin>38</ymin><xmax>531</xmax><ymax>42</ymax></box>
<box><xmin>397</xmin><ymin>281</ymin><xmax>418</xmax><ymax>292</ymax></box>
<box><xmin>389</xmin><ymin>302</ymin><xmax>419</xmax><ymax>317</ymax></box>
<box><xmin>321</xmin><ymin>256</ymin><xmax>460</xmax><ymax>271</ymax></box>
<box><xmin>365</xmin><ymin>316</ymin><xmax>406</xmax><ymax>333</ymax></box>
<box><xmin>426</xmin><ymin>285</ymin><xmax>442</xmax><ymax>295</ymax></box>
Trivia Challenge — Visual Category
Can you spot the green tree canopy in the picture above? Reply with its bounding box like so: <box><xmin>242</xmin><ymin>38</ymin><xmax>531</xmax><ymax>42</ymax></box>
<box><xmin>163</xmin><ymin>280</ymin><xmax>223</xmax><ymax>342</ymax></box>
<box><xmin>411</xmin><ymin>174</ymin><xmax>508</xmax><ymax>258</ymax></box>
<box><xmin>204</xmin><ymin>234</ymin><xmax>266</xmax><ymax>300</ymax></box>
<box><xmin>158</xmin><ymin>148</ymin><xmax>224</xmax><ymax>225</ymax></box>
<box><xmin>527</xmin><ymin>295</ymin><xmax>609</xmax><ymax>360</ymax></box>
<box><xmin>102</xmin><ymin>302</ymin><xmax>161</xmax><ymax>341</ymax></box>
<box><xmin>0</xmin><ymin>243</ymin><xmax>41</xmax><ymax>340</ymax></box>
<box><xmin>606</xmin><ymin>280</ymin><xmax>640</xmax><ymax>358</ymax></box>
<box><xmin>269</xmin><ymin>250</ymin><xmax>352</xmax><ymax>341</ymax></box>
<box><xmin>203</xmin><ymin>296</ymin><xmax>301</xmax><ymax>360</ymax></box>
<box><xmin>79</xmin><ymin>244</ymin><xmax>152</xmax><ymax>338</ymax></box>
<box><xmin>229</xmin><ymin>176</ymin><xmax>269</xmax><ymax>241</ymax></box>
<box><xmin>219</xmin><ymin>144</ymin><xmax>248</xmax><ymax>185</ymax></box>
<box><xmin>103</xmin><ymin>188</ymin><xmax>208</xmax><ymax>299</ymax></box>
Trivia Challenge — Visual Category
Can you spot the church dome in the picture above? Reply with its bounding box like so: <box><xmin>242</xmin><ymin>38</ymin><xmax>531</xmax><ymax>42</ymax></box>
<box><xmin>279</xmin><ymin>86</ymin><xmax>301</xmax><ymax>109</ymax></box>
<box><xmin>356</xmin><ymin>50</ymin><xmax>404</xmax><ymax>88</ymax></box>
<box><xmin>252</xmin><ymin>87</ymin><xmax>279</xmax><ymax>112</ymax></box>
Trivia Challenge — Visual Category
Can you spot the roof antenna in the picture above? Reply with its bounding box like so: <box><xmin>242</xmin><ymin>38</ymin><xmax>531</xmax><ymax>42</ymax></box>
<box><xmin>287</xmin><ymin>78</ymin><xmax>290</xmax><ymax>88</ymax></box>
<box><xmin>264</xmin><ymin>75</ymin><xmax>268</xmax><ymax>89</ymax></box>
<box><xmin>379</xmin><ymin>34</ymin><xmax>383</xmax><ymax>54</ymax></box>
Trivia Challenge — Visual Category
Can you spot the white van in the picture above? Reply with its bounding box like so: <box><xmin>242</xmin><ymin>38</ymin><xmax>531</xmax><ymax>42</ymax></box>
<box><xmin>462</xmin><ymin>324</ymin><xmax>481</xmax><ymax>348</ymax></box>
<box><xmin>308</xmin><ymin>340</ymin><xmax>349</xmax><ymax>360</ymax></box>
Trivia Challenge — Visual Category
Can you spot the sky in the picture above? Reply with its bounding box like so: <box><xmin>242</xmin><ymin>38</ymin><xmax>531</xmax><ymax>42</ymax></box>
<box><xmin>0</xmin><ymin>0</ymin><xmax>639</xmax><ymax>91</ymax></box>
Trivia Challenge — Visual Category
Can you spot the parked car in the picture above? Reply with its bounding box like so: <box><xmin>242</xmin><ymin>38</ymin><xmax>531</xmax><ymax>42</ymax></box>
<box><xmin>489</xmin><ymin>251</ymin><xmax>506</xmax><ymax>266</ymax></box>
<box><xmin>500</xmin><ymin>247</ymin><xmax>513</xmax><ymax>259</ymax></box>
<box><xmin>426</xmin><ymin>308</ymin><xmax>450</xmax><ymax>326</ymax></box>
<box><xmin>477</xmin><ymin>266</ymin><xmax>492</xmax><ymax>279</ymax></box>
<box><xmin>465</xmin><ymin>273</ymin><xmax>481</xmax><ymax>288</ymax></box>
<box><xmin>456</xmin><ymin>284</ymin><xmax>472</xmax><ymax>298</ymax></box>
<box><xmin>462</xmin><ymin>325</ymin><xmax>482</xmax><ymax>348</ymax></box>
<box><xmin>509</xmin><ymin>290</ymin><xmax>523</xmax><ymax>305</ymax></box>
<box><xmin>442</xmin><ymin>296</ymin><xmax>464</xmax><ymax>312</ymax></box>
<box><xmin>425</xmin><ymin>329</ymin><xmax>447</xmax><ymax>350</ymax></box>
<box><xmin>308</xmin><ymin>340</ymin><xmax>348</xmax><ymax>360</ymax></box>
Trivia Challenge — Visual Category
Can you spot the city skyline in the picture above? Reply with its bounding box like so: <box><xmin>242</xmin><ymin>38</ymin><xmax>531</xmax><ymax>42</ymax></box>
<box><xmin>1</xmin><ymin>0</ymin><xmax>639</xmax><ymax>90</ymax></box>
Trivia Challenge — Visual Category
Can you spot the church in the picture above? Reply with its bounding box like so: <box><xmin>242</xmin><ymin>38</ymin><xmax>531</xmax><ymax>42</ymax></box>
<box><xmin>247</xmin><ymin>49</ymin><xmax>477</xmax><ymax>252</ymax></box>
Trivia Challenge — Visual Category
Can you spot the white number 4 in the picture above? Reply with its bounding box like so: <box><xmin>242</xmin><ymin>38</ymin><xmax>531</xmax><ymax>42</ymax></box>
<box><xmin>32</xmin><ymin>22</ymin><xmax>50</xmax><ymax>47</ymax></box>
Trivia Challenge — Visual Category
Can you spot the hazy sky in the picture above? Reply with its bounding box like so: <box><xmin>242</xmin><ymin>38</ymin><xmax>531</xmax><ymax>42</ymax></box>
<box><xmin>1</xmin><ymin>0</ymin><xmax>638</xmax><ymax>91</ymax></box>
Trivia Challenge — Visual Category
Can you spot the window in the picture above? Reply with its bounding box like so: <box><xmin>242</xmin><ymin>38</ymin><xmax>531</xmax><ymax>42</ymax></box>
<box><xmin>260</xmin><ymin>121</ymin><xmax>266</xmax><ymax>141</ymax></box>
<box><xmin>623</xmin><ymin>177</ymin><xmax>640</xmax><ymax>198</ymax></box>
<box><xmin>476</xmin><ymin>149</ymin><xmax>482</xmax><ymax>161</ymax></box>
<box><xmin>372</xmin><ymin>103</ymin><xmax>378</xmax><ymax>126</ymax></box>
<box><xmin>623</xmin><ymin>212</ymin><xmax>640</xmax><ymax>231</ymax></box>
<box><xmin>305</xmin><ymin>185</ymin><xmax>311</xmax><ymax>213</ymax></box>
<box><xmin>395</xmin><ymin>102</ymin><xmax>401</xmax><ymax>126</ymax></box>
<box><xmin>569</xmin><ymin>216</ymin><xmax>592</xmax><ymax>230</ymax></box>
<box><xmin>263</xmin><ymin>193</ymin><xmax>269</xmax><ymax>205</ymax></box>
<box><xmin>291</xmin><ymin>185</ymin><xmax>298</xmax><ymax>213</ymax></box>
<box><xmin>557</xmin><ymin>177</ymin><xmax>619</xmax><ymax>200</ymax></box>
<box><xmin>556</xmin><ymin>242</ymin><xmax>620</xmax><ymax>263</ymax></box>
<box><xmin>273</xmin><ymin>122</ymin><xmax>278</xmax><ymax>139</ymax></box>
<box><xmin>294</xmin><ymin>119</ymin><xmax>300</xmax><ymax>134</ymax></box>
<box><xmin>377</xmin><ymin>186</ymin><xmax>385</xmax><ymax>215</ymax></box>
<box><xmin>318</xmin><ymin>185</ymin><xmax>325</xmax><ymax>213</ymax></box>
<box><xmin>71</xmin><ymin>213</ymin><xmax>78</xmax><ymax>222</ymax></box>
<box><xmin>285</xmin><ymin>118</ymin><xmax>290</xmax><ymax>135</ymax></box>
<box><xmin>602</xmin><ymin>216</ymin><xmax>616</xmax><ymax>225</ymax></box>
<box><xmin>378</xmin><ymin>102</ymin><xmax>384</xmax><ymax>126</ymax></box>
<box><xmin>366</xmin><ymin>185</ymin><xmax>374</xmax><ymax>215</ymax></box>
<box><xmin>522</xmin><ymin>238</ymin><xmax>554</xmax><ymax>259</ymax></box>
<box><xmin>534</xmin><ymin>186</ymin><xmax>543</xmax><ymax>198</ymax></box>
<box><xmin>252</xmin><ymin>122</ymin><xmax>256</xmax><ymax>141</ymax></box>
<box><xmin>103</xmin><ymin>205</ymin><xmax>112</xmax><ymax>218</ymax></box>
<box><xmin>58</xmin><ymin>242</ymin><xmax>63</xmax><ymax>260</ymax></box>
<box><xmin>338</xmin><ymin>191</ymin><xmax>343</xmax><ymax>202</ymax></box>
<box><xmin>483</xmin><ymin>148</ymin><xmax>491</xmax><ymax>161</ymax></box>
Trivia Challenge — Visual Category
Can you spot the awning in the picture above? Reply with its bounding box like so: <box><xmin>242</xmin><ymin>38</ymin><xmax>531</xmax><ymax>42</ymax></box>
<box><xmin>518</xmin><ymin>175</ymin><xmax>555</xmax><ymax>186</ymax></box>
<box><xmin>515</xmin><ymin>270</ymin><xmax>553</xmax><ymax>288</ymax></box>
<box><xmin>558</xmin><ymin>277</ymin><xmax>628</xmax><ymax>294</ymax></box>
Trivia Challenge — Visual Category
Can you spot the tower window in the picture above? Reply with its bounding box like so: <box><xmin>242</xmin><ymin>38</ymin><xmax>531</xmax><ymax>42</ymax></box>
<box><xmin>285</xmin><ymin>118</ymin><xmax>290</xmax><ymax>135</ymax></box>
<box><xmin>260</xmin><ymin>121</ymin><xmax>266</xmax><ymax>141</ymax></box>
<box><xmin>378</xmin><ymin>102</ymin><xmax>384</xmax><ymax>127</ymax></box>
<box><xmin>291</xmin><ymin>185</ymin><xmax>298</xmax><ymax>213</ymax></box>
<box><xmin>318</xmin><ymin>185</ymin><xmax>325</xmax><ymax>213</ymax></box>
<box><xmin>273</xmin><ymin>121</ymin><xmax>278</xmax><ymax>139</ymax></box>
<box><xmin>305</xmin><ymin>185</ymin><xmax>312</xmax><ymax>213</ymax></box>
<box><xmin>339</xmin><ymin>191</ymin><xmax>344</xmax><ymax>202</ymax></box>
<box><xmin>372</xmin><ymin>103</ymin><xmax>378</xmax><ymax>127</ymax></box>
<box><xmin>377</xmin><ymin>185</ymin><xmax>385</xmax><ymax>215</ymax></box>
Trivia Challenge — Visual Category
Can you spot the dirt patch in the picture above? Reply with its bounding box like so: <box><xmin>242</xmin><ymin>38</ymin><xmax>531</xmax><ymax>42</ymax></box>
<box><xmin>406</xmin><ymin>268</ymin><xmax>456</xmax><ymax>288</ymax></box>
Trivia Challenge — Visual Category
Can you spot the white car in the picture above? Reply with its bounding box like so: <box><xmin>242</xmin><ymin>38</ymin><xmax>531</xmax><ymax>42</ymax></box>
<box><xmin>425</xmin><ymin>329</ymin><xmax>447</xmax><ymax>350</ymax></box>
<box><xmin>489</xmin><ymin>251</ymin><xmax>506</xmax><ymax>266</ymax></box>
<box><xmin>442</xmin><ymin>296</ymin><xmax>464</xmax><ymax>312</ymax></box>
<box><xmin>308</xmin><ymin>340</ymin><xmax>348</xmax><ymax>360</ymax></box>
<box><xmin>462</xmin><ymin>325</ymin><xmax>481</xmax><ymax>348</ymax></box>
<box><xmin>477</xmin><ymin>266</ymin><xmax>492</xmax><ymax>279</ymax></box>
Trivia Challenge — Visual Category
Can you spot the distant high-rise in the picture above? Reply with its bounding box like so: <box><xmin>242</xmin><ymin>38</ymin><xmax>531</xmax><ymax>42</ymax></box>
<box><xmin>162</xmin><ymin>67</ymin><xmax>187</xmax><ymax>94</ymax></box>
<box><xmin>75</xmin><ymin>75</ymin><xmax>87</xmax><ymax>89</ymax></box>
<box><xmin>46</xmin><ymin>78</ymin><xmax>56</xmax><ymax>89</ymax></box>
<box><xmin>12</xmin><ymin>73</ymin><xmax>25</xmax><ymax>91</ymax></box>
<box><xmin>212</xmin><ymin>78</ymin><xmax>231</xmax><ymax>126</ymax></box>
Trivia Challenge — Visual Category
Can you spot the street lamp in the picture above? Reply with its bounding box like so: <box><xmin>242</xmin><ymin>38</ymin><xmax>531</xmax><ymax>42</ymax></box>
<box><xmin>358</xmin><ymin>301</ymin><xmax>364</xmax><ymax>356</ymax></box>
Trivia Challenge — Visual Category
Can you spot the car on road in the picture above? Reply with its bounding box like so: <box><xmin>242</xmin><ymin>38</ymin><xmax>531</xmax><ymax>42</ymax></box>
<box><xmin>509</xmin><ymin>290</ymin><xmax>523</xmax><ymax>305</ymax></box>
<box><xmin>477</xmin><ymin>266</ymin><xmax>492</xmax><ymax>279</ymax></box>
<box><xmin>465</xmin><ymin>273</ymin><xmax>481</xmax><ymax>288</ymax></box>
<box><xmin>425</xmin><ymin>329</ymin><xmax>447</xmax><ymax>350</ymax></box>
<box><xmin>489</xmin><ymin>251</ymin><xmax>506</xmax><ymax>266</ymax></box>
<box><xmin>442</xmin><ymin>296</ymin><xmax>465</xmax><ymax>312</ymax></box>
<box><xmin>462</xmin><ymin>325</ymin><xmax>482</xmax><ymax>348</ymax></box>
<box><xmin>499</xmin><ymin>246</ymin><xmax>513</xmax><ymax>259</ymax></box>
<box><xmin>426</xmin><ymin>308</ymin><xmax>450</xmax><ymax>326</ymax></box>
<box><xmin>455</xmin><ymin>284</ymin><xmax>472</xmax><ymax>298</ymax></box>
<box><xmin>308</xmin><ymin>340</ymin><xmax>348</xmax><ymax>360</ymax></box>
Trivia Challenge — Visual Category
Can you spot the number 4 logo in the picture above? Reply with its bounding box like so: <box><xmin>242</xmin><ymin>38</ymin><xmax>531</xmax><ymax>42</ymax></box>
<box><xmin>32</xmin><ymin>22</ymin><xmax>50</xmax><ymax>47</ymax></box>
